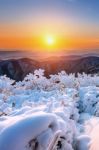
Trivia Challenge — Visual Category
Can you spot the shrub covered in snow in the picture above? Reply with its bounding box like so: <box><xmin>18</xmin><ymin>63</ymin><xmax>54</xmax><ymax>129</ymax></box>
<box><xmin>0</xmin><ymin>70</ymin><xmax>99</xmax><ymax>150</ymax></box>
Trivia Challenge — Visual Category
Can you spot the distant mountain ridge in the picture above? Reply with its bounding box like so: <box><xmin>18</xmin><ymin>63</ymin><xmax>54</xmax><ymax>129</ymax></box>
<box><xmin>0</xmin><ymin>56</ymin><xmax>99</xmax><ymax>81</ymax></box>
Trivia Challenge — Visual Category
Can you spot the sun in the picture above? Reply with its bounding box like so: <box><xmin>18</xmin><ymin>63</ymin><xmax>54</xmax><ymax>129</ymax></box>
<box><xmin>45</xmin><ymin>35</ymin><xmax>55</xmax><ymax>46</ymax></box>
<box><xmin>42</xmin><ymin>34</ymin><xmax>57</xmax><ymax>50</ymax></box>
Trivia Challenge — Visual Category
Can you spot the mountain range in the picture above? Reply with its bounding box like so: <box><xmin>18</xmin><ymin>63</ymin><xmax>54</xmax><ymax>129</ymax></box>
<box><xmin>0</xmin><ymin>55</ymin><xmax>99</xmax><ymax>81</ymax></box>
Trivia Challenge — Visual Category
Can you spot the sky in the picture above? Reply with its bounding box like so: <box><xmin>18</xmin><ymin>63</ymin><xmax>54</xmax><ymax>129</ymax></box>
<box><xmin>0</xmin><ymin>0</ymin><xmax>99</xmax><ymax>52</ymax></box>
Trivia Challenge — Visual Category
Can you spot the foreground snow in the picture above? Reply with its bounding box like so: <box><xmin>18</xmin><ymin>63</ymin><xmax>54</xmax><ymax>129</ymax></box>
<box><xmin>0</xmin><ymin>70</ymin><xmax>99</xmax><ymax>150</ymax></box>
<box><xmin>0</xmin><ymin>89</ymin><xmax>78</xmax><ymax>150</ymax></box>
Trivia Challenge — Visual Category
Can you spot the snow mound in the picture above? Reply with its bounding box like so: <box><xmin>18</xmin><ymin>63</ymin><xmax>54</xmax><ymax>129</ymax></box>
<box><xmin>0</xmin><ymin>113</ymin><xmax>59</xmax><ymax>150</ymax></box>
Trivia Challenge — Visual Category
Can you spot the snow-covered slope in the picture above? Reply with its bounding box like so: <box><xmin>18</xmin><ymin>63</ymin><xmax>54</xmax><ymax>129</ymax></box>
<box><xmin>0</xmin><ymin>69</ymin><xmax>99</xmax><ymax>150</ymax></box>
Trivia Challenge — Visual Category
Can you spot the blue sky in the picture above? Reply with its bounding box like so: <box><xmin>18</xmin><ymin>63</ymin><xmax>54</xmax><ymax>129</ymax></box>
<box><xmin>0</xmin><ymin>0</ymin><xmax>98</xmax><ymax>24</ymax></box>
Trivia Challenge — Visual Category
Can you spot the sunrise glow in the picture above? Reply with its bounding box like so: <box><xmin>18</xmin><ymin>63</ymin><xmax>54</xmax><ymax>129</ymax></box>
<box><xmin>47</xmin><ymin>36</ymin><xmax>54</xmax><ymax>45</ymax></box>
<box><xmin>0</xmin><ymin>0</ymin><xmax>98</xmax><ymax>52</ymax></box>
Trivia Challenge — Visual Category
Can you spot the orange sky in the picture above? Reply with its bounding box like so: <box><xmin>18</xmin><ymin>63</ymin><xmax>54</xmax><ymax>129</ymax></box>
<box><xmin>0</xmin><ymin>36</ymin><xmax>98</xmax><ymax>52</ymax></box>
<box><xmin>0</xmin><ymin>22</ymin><xmax>98</xmax><ymax>51</ymax></box>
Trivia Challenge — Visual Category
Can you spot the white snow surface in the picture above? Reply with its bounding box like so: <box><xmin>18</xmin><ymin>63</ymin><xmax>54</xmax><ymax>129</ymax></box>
<box><xmin>0</xmin><ymin>70</ymin><xmax>99</xmax><ymax>150</ymax></box>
